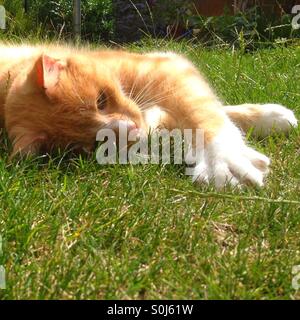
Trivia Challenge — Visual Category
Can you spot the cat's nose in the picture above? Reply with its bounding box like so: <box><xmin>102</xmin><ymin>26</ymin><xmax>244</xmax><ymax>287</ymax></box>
<box><xmin>117</xmin><ymin>120</ymin><xmax>145</xmax><ymax>140</ymax></box>
<box><xmin>105</xmin><ymin>119</ymin><xmax>138</xmax><ymax>131</ymax></box>
<box><xmin>103</xmin><ymin>119</ymin><xmax>145</xmax><ymax>143</ymax></box>
<box><xmin>118</xmin><ymin>119</ymin><xmax>137</xmax><ymax>132</ymax></box>
<box><xmin>107</xmin><ymin>119</ymin><xmax>143</xmax><ymax>136</ymax></box>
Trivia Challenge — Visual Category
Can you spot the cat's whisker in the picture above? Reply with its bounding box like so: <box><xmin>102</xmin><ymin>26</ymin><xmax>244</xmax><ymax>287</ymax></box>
<box><xmin>133</xmin><ymin>84</ymin><xmax>171</xmax><ymax>111</ymax></box>
<box><xmin>131</xmin><ymin>77</ymin><xmax>159</xmax><ymax>106</ymax></box>
<box><xmin>128</xmin><ymin>73</ymin><xmax>141</xmax><ymax>100</ymax></box>
<box><xmin>137</xmin><ymin>87</ymin><xmax>182</xmax><ymax>111</ymax></box>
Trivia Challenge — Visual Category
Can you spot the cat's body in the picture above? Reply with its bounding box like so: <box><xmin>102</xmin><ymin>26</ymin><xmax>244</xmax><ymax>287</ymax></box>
<box><xmin>0</xmin><ymin>44</ymin><xmax>298</xmax><ymax>188</ymax></box>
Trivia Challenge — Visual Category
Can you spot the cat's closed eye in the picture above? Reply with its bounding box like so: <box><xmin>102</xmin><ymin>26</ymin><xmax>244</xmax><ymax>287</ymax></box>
<box><xmin>97</xmin><ymin>92</ymin><xmax>107</xmax><ymax>111</ymax></box>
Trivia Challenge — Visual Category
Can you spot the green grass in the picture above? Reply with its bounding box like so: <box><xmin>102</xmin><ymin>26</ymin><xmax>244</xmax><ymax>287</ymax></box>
<box><xmin>0</xmin><ymin>41</ymin><xmax>300</xmax><ymax>300</ymax></box>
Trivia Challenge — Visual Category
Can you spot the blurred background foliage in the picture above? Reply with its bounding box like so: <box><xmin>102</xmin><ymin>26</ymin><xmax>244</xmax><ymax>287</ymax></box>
<box><xmin>0</xmin><ymin>0</ymin><xmax>114</xmax><ymax>41</ymax></box>
<box><xmin>0</xmin><ymin>0</ymin><xmax>299</xmax><ymax>48</ymax></box>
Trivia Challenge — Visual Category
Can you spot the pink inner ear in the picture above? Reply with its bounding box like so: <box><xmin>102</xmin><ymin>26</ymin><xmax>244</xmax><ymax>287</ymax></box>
<box><xmin>36</xmin><ymin>55</ymin><xmax>64</xmax><ymax>90</ymax></box>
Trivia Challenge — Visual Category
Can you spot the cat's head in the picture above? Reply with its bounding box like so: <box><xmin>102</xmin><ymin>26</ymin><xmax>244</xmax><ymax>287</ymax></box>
<box><xmin>5</xmin><ymin>53</ymin><xmax>145</xmax><ymax>157</ymax></box>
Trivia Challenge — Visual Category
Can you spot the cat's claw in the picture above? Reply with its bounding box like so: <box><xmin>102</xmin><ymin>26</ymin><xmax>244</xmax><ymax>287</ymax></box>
<box><xmin>193</xmin><ymin>120</ymin><xmax>270</xmax><ymax>189</ymax></box>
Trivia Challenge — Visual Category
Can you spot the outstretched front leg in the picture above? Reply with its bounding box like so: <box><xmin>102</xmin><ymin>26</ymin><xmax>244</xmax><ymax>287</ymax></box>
<box><xmin>140</xmin><ymin>53</ymin><xmax>270</xmax><ymax>189</ymax></box>
<box><xmin>223</xmin><ymin>104</ymin><xmax>298</xmax><ymax>137</ymax></box>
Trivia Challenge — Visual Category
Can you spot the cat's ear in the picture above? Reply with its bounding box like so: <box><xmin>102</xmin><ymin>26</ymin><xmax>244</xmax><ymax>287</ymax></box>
<box><xmin>10</xmin><ymin>133</ymin><xmax>47</xmax><ymax>159</ymax></box>
<box><xmin>35</xmin><ymin>54</ymin><xmax>65</xmax><ymax>91</ymax></box>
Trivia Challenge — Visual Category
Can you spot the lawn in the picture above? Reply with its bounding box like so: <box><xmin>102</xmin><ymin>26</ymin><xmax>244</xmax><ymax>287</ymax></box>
<box><xmin>0</xmin><ymin>41</ymin><xmax>299</xmax><ymax>299</ymax></box>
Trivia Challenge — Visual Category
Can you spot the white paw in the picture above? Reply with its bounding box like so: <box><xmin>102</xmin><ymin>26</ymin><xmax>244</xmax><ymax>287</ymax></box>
<box><xmin>253</xmin><ymin>104</ymin><xmax>298</xmax><ymax>137</ymax></box>
<box><xmin>192</xmin><ymin>120</ymin><xmax>270</xmax><ymax>189</ymax></box>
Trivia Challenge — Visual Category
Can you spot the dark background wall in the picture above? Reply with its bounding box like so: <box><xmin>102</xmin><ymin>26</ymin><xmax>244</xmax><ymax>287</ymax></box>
<box><xmin>192</xmin><ymin>0</ymin><xmax>298</xmax><ymax>16</ymax></box>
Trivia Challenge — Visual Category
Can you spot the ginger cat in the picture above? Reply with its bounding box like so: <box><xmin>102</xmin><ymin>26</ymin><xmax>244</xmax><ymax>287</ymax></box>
<box><xmin>0</xmin><ymin>44</ymin><xmax>298</xmax><ymax>188</ymax></box>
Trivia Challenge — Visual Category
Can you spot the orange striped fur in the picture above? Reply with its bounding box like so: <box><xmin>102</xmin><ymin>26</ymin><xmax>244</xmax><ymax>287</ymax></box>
<box><xmin>0</xmin><ymin>44</ymin><xmax>297</xmax><ymax>188</ymax></box>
